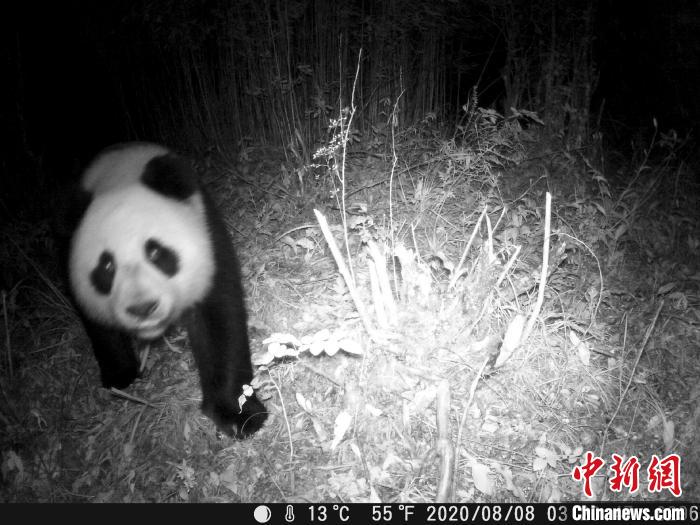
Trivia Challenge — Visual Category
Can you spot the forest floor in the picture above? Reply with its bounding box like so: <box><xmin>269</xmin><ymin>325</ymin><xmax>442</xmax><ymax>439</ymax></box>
<box><xmin>1</xmin><ymin>120</ymin><xmax>698</xmax><ymax>503</ymax></box>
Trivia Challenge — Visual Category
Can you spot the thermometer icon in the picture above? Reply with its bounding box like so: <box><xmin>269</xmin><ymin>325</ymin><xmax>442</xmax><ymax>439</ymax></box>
<box><xmin>285</xmin><ymin>505</ymin><xmax>295</xmax><ymax>522</ymax></box>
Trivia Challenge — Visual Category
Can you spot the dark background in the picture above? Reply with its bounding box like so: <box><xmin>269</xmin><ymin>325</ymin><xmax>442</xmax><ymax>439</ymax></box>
<box><xmin>2</xmin><ymin>0</ymin><xmax>699</xmax><ymax>218</ymax></box>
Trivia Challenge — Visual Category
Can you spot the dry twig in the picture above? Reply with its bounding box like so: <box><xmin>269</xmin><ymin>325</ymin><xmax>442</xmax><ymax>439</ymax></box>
<box><xmin>435</xmin><ymin>379</ymin><xmax>455</xmax><ymax>502</ymax></box>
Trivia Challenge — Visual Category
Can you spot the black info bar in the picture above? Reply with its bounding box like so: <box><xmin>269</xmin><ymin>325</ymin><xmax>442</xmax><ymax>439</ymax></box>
<box><xmin>10</xmin><ymin>502</ymin><xmax>696</xmax><ymax>524</ymax></box>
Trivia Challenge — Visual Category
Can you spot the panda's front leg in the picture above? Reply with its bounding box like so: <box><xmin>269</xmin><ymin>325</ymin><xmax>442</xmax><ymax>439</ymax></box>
<box><xmin>80</xmin><ymin>315</ymin><xmax>140</xmax><ymax>389</ymax></box>
<box><xmin>185</xmin><ymin>298</ymin><xmax>267</xmax><ymax>438</ymax></box>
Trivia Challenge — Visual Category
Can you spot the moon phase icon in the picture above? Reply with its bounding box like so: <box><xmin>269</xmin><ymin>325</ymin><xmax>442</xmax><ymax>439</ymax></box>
<box><xmin>253</xmin><ymin>505</ymin><xmax>272</xmax><ymax>523</ymax></box>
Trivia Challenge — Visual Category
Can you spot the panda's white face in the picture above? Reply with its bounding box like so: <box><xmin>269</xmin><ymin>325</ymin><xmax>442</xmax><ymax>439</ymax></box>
<box><xmin>70</xmin><ymin>184</ymin><xmax>214</xmax><ymax>339</ymax></box>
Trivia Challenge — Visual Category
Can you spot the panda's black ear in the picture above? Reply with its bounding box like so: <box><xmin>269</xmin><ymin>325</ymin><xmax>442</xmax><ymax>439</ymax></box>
<box><xmin>141</xmin><ymin>153</ymin><xmax>199</xmax><ymax>200</ymax></box>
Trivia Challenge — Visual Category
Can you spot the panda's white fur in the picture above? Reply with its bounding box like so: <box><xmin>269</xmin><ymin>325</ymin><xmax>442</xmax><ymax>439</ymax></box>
<box><xmin>69</xmin><ymin>145</ymin><xmax>214</xmax><ymax>339</ymax></box>
<box><xmin>81</xmin><ymin>143</ymin><xmax>169</xmax><ymax>193</ymax></box>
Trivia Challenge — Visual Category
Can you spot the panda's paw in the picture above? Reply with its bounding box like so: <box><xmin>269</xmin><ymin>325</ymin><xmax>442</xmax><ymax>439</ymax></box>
<box><xmin>203</xmin><ymin>395</ymin><xmax>268</xmax><ymax>439</ymax></box>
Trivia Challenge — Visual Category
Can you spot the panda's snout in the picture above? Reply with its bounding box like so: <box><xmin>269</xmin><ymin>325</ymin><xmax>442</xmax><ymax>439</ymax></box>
<box><xmin>126</xmin><ymin>300</ymin><xmax>159</xmax><ymax>319</ymax></box>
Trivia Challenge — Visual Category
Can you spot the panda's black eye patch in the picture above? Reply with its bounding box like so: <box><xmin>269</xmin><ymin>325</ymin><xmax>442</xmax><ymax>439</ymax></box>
<box><xmin>145</xmin><ymin>238</ymin><xmax>179</xmax><ymax>277</ymax></box>
<box><xmin>90</xmin><ymin>251</ymin><xmax>116</xmax><ymax>295</ymax></box>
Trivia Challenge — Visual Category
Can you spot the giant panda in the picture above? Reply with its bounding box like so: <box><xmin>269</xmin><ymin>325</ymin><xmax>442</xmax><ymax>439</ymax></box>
<box><xmin>68</xmin><ymin>142</ymin><xmax>267</xmax><ymax>438</ymax></box>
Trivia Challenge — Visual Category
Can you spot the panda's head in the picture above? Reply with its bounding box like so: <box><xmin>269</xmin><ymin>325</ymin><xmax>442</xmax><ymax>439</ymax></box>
<box><xmin>69</xmin><ymin>144</ymin><xmax>214</xmax><ymax>339</ymax></box>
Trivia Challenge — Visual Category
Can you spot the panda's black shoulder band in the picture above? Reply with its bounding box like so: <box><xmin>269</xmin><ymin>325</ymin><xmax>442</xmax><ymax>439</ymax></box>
<box><xmin>141</xmin><ymin>153</ymin><xmax>199</xmax><ymax>200</ymax></box>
